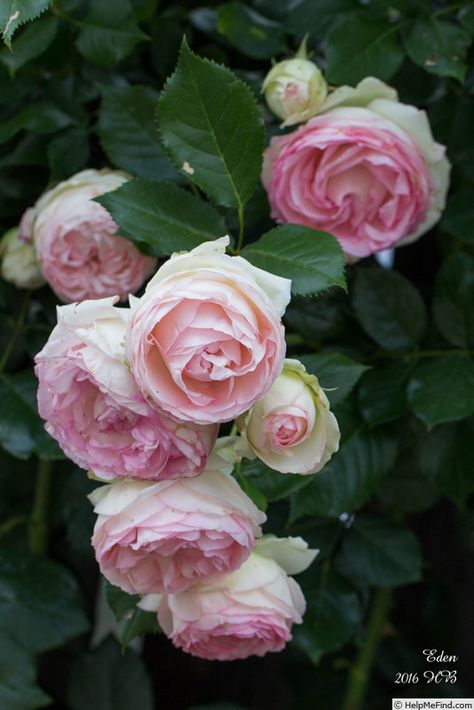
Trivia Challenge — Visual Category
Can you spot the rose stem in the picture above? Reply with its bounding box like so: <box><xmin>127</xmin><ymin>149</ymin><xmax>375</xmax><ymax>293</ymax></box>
<box><xmin>341</xmin><ymin>587</ymin><xmax>392</xmax><ymax>710</ymax></box>
<box><xmin>29</xmin><ymin>459</ymin><xmax>53</xmax><ymax>555</ymax></box>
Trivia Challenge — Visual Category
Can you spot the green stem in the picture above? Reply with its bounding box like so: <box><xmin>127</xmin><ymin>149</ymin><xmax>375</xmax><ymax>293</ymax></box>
<box><xmin>0</xmin><ymin>291</ymin><xmax>30</xmax><ymax>373</ymax></box>
<box><xmin>235</xmin><ymin>205</ymin><xmax>245</xmax><ymax>253</ymax></box>
<box><xmin>341</xmin><ymin>587</ymin><xmax>392</xmax><ymax>710</ymax></box>
<box><xmin>29</xmin><ymin>459</ymin><xmax>53</xmax><ymax>556</ymax></box>
<box><xmin>0</xmin><ymin>514</ymin><xmax>27</xmax><ymax>539</ymax></box>
<box><xmin>432</xmin><ymin>2</ymin><xmax>464</xmax><ymax>17</ymax></box>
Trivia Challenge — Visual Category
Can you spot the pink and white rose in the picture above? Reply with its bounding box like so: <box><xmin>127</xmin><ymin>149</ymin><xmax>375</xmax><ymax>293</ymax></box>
<box><xmin>35</xmin><ymin>297</ymin><xmax>217</xmax><ymax>481</ymax></box>
<box><xmin>143</xmin><ymin>535</ymin><xmax>317</xmax><ymax>661</ymax></box>
<box><xmin>90</xmin><ymin>442</ymin><xmax>266</xmax><ymax>594</ymax></box>
<box><xmin>262</xmin><ymin>77</ymin><xmax>450</xmax><ymax>259</ymax></box>
<box><xmin>237</xmin><ymin>358</ymin><xmax>339</xmax><ymax>475</ymax></box>
<box><xmin>23</xmin><ymin>169</ymin><xmax>156</xmax><ymax>302</ymax></box>
<box><xmin>127</xmin><ymin>236</ymin><xmax>291</xmax><ymax>424</ymax></box>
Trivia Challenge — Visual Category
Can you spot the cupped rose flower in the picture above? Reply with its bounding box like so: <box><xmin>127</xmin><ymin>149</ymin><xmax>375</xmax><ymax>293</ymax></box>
<box><xmin>263</xmin><ymin>58</ymin><xmax>327</xmax><ymax>127</ymax></box>
<box><xmin>90</xmin><ymin>442</ymin><xmax>266</xmax><ymax>594</ymax></box>
<box><xmin>35</xmin><ymin>297</ymin><xmax>217</xmax><ymax>482</ymax></box>
<box><xmin>0</xmin><ymin>227</ymin><xmax>46</xmax><ymax>289</ymax></box>
<box><xmin>23</xmin><ymin>169</ymin><xmax>156</xmax><ymax>302</ymax></box>
<box><xmin>142</xmin><ymin>535</ymin><xmax>317</xmax><ymax>661</ymax></box>
<box><xmin>262</xmin><ymin>77</ymin><xmax>450</xmax><ymax>259</ymax></box>
<box><xmin>127</xmin><ymin>236</ymin><xmax>291</xmax><ymax>424</ymax></box>
<box><xmin>237</xmin><ymin>358</ymin><xmax>339</xmax><ymax>475</ymax></box>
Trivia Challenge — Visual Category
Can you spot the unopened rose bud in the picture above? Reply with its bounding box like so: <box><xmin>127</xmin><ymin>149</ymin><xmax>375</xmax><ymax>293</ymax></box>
<box><xmin>262</xmin><ymin>58</ymin><xmax>327</xmax><ymax>126</ymax></box>
<box><xmin>0</xmin><ymin>227</ymin><xmax>45</xmax><ymax>290</ymax></box>
<box><xmin>237</xmin><ymin>358</ymin><xmax>340</xmax><ymax>475</ymax></box>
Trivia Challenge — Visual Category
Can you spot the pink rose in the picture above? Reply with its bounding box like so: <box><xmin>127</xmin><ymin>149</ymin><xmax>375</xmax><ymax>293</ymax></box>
<box><xmin>143</xmin><ymin>536</ymin><xmax>317</xmax><ymax>661</ymax></box>
<box><xmin>90</xmin><ymin>443</ymin><xmax>266</xmax><ymax>594</ymax></box>
<box><xmin>35</xmin><ymin>297</ymin><xmax>217</xmax><ymax>482</ymax></box>
<box><xmin>237</xmin><ymin>358</ymin><xmax>340</xmax><ymax>475</ymax></box>
<box><xmin>127</xmin><ymin>236</ymin><xmax>291</xmax><ymax>424</ymax></box>
<box><xmin>26</xmin><ymin>169</ymin><xmax>156</xmax><ymax>302</ymax></box>
<box><xmin>262</xmin><ymin>77</ymin><xmax>450</xmax><ymax>259</ymax></box>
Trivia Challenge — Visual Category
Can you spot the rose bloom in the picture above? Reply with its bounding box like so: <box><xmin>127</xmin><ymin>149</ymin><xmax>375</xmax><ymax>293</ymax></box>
<box><xmin>35</xmin><ymin>297</ymin><xmax>217</xmax><ymax>482</ymax></box>
<box><xmin>90</xmin><ymin>443</ymin><xmax>266</xmax><ymax>594</ymax></box>
<box><xmin>22</xmin><ymin>169</ymin><xmax>156</xmax><ymax>302</ymax></box>
<box><xmin>127</xmin><ymin>236</ymin><xmax>291</xmax><ymax>424</ymax></box>
<box><xmin>262</xmin><ymin>77</ymin><xmax>450</xmax><ymax>259</ymax></box>
<box><xmin>141</xmin><ymin>535</ymin><xmax>317</xmax><ymax>661</ymax></box>
<box><xmin>237</xmin><ymin>358</ymin><xmax>339</xmax><ymax>475</ymax></box>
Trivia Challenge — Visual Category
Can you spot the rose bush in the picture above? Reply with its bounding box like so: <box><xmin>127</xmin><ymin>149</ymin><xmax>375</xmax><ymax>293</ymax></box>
<box><xmin>0</xmin><ymin>2</ymin><xmax>472</xmax><ymax>709</ymax></box>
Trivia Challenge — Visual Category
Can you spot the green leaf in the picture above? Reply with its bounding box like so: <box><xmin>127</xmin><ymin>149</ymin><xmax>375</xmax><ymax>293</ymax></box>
<box><xmin>120</xmin><ymin>608</ymin><xmax>160</xmax><ymax>648</ymax></box>
<box><xmin>158</xmin><ymin>38</ymin><xmax>264</xmax><ymax>209</ymax></box>
<box><xmin>76</xmin><ymin>0</ymin><xmax>147</xmax><ymax>67</ymax></box>
<box><xmin>441</xmin><ymin>189</ymin><xmax>474</xmax><ymax>244</ymax></box>
<box><xmin>358</xmin><ymin>360</ymin><xmax>413</xmax><ymax>426</ymax></box>
<box><xmin>68</xmin><ymin>637</ymin><xmax>153</xmax><ymax>710</ymax></box>
<box><xmin>104</xmin><ymin>582</ymin><xmax>159</xmax><ymax>647</ymax></box>
<box><xmin>97</xmin><ymin>179</ymin><xmax>227</xmax><ymax>257</ymax></box>
<box><xmin>216</xmin><ymin>2</ymin><xmax>286</xmax><ymax>59</ymax></box>
<box><xmin>326</xmin><ymin>16</ymin><xmax>404</xmax><ymax>85</ymax></box>
<box><xmin>0</xmin><ymin>101</ymin><xmax>72</xmax><ymax>145</ymax></box>
<box><xmin>433</xmin><ymin>253</ymin><xmax>474</xmax><ymax>349</ymax></box>
<box><xmin>294</xmin><ymin>568</ymin><xmax>361</xmax><ymax>662</ymax></box>
<box><xmin>336</xmin><ymin>516</ymin><xmax>422</xmax><ymax>586</ymax></box>
<box><xmin>0</xmin><ymin>0</ymin><xmax>52</xmax><ymax>48</ymax></box>
<box><xmin>408</xmin><ymin>356</ymin><xmax>474</xmax><ymax>427</ymax></box>
<box><xmin>299</xmin><ymin>352</ymin><xmax>369</xmax><ymax>405</ymax></box>
<box><xmin>377</xmin><ymin>457</ymin><xmax>439</xmax><ymax>514</ymax></box>
<box><xmin>418</xmin><ymin>417</ymin><xmax>474</xmax><ymax>506</ymax></box>
<box><xmin>241</xmin><ymin>458</ymin><xmax>313</xmax><ymax>502</ymax></box>
<box><xmin>289</xmin><ymin>402</ymin><xmax>397</xmax><ymax>521</ymax></box>
<box><xmin>235</xmin><ymin>467</ymin><xmax>268</xmax><ymax>511</ymax></box>
<box><xmin>0</xmin><ymin>635</ymin><xmax>50</xmax><ymax>710</ymax></box>
<box><xmin>0</xmin><ymin>371</ymin><xmax>62</xmax><ymax>460</ymax></box>
<box><xmin>459</xmin><ymin>3</ymin><xmax>474</xmax><ymax>35</ymax></box>
<box><xmin>0</xmin><ymin>551</ymin><xmax>89</xmax><ymax>652</ymax></box>
<box><xmin>404</xmin><ymin>18</ymin><xmax>471</xmax><ymax>82</ymax></box>
<box><xmin>0</xmin><ymin>15</ymin><xmax>57</xmax><ymax>76</ymax></box>
<box><xmin>242</xmin><ymin>225</ymin><xmax>346</xmax><ymax>297</ymax></box>
<box><xmin>98</xmin><ymin>85</ymin><xmax>177</xmax><ymax>182</ymax></box>
<box><xmin>288</xmin><ymin>0</ymin><xmax>359</xmax><ymax>39</ymax></box>
<box><xmin>353</xmin><ymin>268</ymin><xmax>427</xmax><ymax>351</ymax></box>
<box><xmin>48</xmin><ymin>126</ymin><xmax>90</xmax><ymax>180</ymax></box>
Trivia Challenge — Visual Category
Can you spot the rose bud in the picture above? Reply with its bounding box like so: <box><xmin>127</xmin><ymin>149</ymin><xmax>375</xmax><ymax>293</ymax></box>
<box><xmin>144</xmin><ymin>535</ymin><xmax>317</xmax><ymax>661</ymax></box>
<box><xmin>263</xmin><ymin>58</ymin><xmax>327</xmax><ymax>127</ymax></box>
<box><xmin>90</xmin><ymin>443</ymin><xmax>266</xmax><ymax>594</ymax></box>
<box><xmin>127</xmin><ymin>236</ymin><xmax>291</xmax><ymax>424</ymax></box>
<box><xmin>237</xmin><ymin>358</ymin><xmax>339</xmax><ymax>475</ymax></box>
<box><xmin>35</xmin><ymin>297</ymin><xmax>217</xmax><ymax>482</ymax></box>
<box><xmin>0</xmin><ymin>227</ymin><xmax>46</xmax><ymax>290</ymax></box>
<box><xmin>22</xmin><ymin>168</ymin><xmax>156</xmax><ymax>302</ymax></box>
<box><xmin>262</xmin><ymin>77</ymin><xmax>450</xmax><ymax>260</ymax></box>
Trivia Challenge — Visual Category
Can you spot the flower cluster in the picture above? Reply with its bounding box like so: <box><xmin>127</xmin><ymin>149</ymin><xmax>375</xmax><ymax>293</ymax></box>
<box><xmin>35</xmin><ymin>236</ymin><xmax>339</xmax><ymax>660</ymax></box>
<box><xmin>262</xmin><ymin>56</ymin><xmax>450</xmax><ymax>260</ymax></box>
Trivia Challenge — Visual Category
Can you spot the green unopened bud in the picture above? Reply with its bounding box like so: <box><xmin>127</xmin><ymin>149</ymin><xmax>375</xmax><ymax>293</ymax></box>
<box><xmin>0</xmin><ymin>227</ymin><xmax>45</xmax><ymax>290</ymax></box>
<box><xmin>262</xmin><ymin>57</ymin><xmax>327</xmax><ymax>126</ymax></box>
